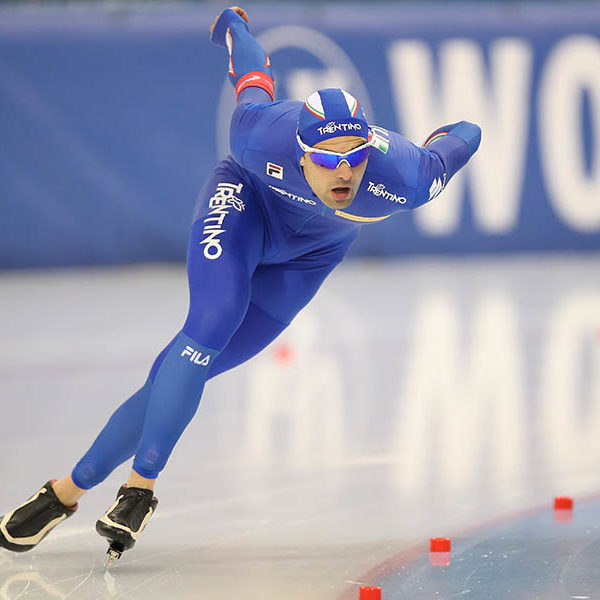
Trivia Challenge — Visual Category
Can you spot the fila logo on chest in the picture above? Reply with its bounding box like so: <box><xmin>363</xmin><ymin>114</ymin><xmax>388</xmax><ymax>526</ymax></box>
<box><xmin>266</xmin><ymin>162</ymin><xmax>284</xmax><ymax>180</ymax></box>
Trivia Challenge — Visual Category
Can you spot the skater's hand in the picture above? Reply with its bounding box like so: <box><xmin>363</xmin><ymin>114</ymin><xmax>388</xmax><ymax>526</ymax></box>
<box><xmin>210</xmin><ymin>6</ymin><xmax>249</xmax><ymax>37</ymax></box>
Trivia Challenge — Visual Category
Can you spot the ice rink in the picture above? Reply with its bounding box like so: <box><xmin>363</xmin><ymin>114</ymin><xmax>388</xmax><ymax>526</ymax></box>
<box><xmin>1</xmin><ymin>255</ymin><xmax>600</xmax><ymax>599</ymax></box>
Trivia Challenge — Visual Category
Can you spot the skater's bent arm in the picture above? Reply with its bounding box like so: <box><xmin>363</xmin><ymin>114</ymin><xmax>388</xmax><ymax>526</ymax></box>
<box><xmin>412</xmin><ymin>120</ymin><xmax>482</xmax><ymax>209</ymax></box>
<box><xmin>210</xmin><ymin>6</ymin><xmax>278</xmax><ymax>167</ymax></box>
<box><xmin>210</xmin><ymin>7</ymin><xmax>275</xmax><ymax>102</ymax></box>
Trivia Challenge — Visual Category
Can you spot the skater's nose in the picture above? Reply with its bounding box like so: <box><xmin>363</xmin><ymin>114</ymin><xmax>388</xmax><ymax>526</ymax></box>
<box><xmin>335</xmin><ymin>161</ymin><xmax>352</xmax><ymax>181</ymax></box>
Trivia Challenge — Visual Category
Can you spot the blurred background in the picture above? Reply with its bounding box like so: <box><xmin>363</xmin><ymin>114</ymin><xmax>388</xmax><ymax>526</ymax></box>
<box><xmin>0</xmin><ymin>2</ymin><xmax>599</xmax><ymax>598</ymax></box>
<box><xmin>1</xmin><ymin>0</ymin><xmax>599</xmax><ymax>266</ymax></box>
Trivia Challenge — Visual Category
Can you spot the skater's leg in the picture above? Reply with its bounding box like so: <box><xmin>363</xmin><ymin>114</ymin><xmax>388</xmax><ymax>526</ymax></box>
<box><xmin>94</xmin><ymin>238</ymin><xmax>357</xmax><ymax>559</ymax></box>
<box><xmin>61</xmin><ymin>172</ymin><xmax>264</xmax><ymax>498</ymax></box>
<box><xmin>70</xmin><ymin>244</ymin><xmax>352</xmax><ymax>498</ymax></box>
<box><xmin>115</xmin><ymin>300</ymin><xmax>288</xmax><ymax>493</ymax></box>
<box><xmin>96</xmin><ymin>175</ymin><xmax>265</xmax><ymax>561</ymax></box>
<box><xmin>129</xmin><ymin>176</ymin><xmax>265</xmax><ymax>484</ymax></box>
<box><xmin>69</xmin><ymin>379</ymin><xmax>153</xmax><ymax>491</ymax></box>
<box><xmin>65</xmin><ymin>244</ymin><xmax>254</xmax><ymax>493</ymax></box>
<box><xmin>207</xmin><ymin>229</ymin><xmax>360</xmax><ymax>379</ymax></box>
<box><xmin>78</xmin><ymin>248</ymin><xmax>350</xmax><ymax>494</ymax></box>
<box><xmin>67</xmin><ymin>336</ymin><xmax>180</xmax><ymax>493</ymax></box>
<box><xmin>120</xmin><ymin>219</ymin><xmax>356</xmax><ymax>490</ymax></box>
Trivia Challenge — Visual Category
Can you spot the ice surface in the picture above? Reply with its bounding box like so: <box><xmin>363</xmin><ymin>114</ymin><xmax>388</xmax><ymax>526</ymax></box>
<box><xmin>1</xmin><ymin>255</ymin><xmax>599</xmax><ymax>598</ymax></box>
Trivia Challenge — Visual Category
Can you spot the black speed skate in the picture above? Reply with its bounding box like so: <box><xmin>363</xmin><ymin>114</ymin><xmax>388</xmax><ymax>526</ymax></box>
<box><xmin>0</xmin><ymin>480</ymin><xmax>78</xmax><ymax>553</ymax></box>
<box><xmin>96</xmin><ymin>485</ymin><xmax>158</xmax><ymax>566</ymax></box>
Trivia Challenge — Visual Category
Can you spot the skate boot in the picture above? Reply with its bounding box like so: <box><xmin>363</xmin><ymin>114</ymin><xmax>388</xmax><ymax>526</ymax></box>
<box><xmin>0</xmin><ymin>481</ymin><xmax>78</xmax><ymax>552</ymax></box>
<box><xmin>96</xmin><ymin>485</ymin><xmax>158</xmax><ymax>566</ymax></box>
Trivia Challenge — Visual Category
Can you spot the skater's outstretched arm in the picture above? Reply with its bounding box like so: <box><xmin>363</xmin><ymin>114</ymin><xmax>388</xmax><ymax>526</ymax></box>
<box><xmin>411</xmin><ymin>121</ymin><xmax>482</xmax><ymax>209</ymax></box>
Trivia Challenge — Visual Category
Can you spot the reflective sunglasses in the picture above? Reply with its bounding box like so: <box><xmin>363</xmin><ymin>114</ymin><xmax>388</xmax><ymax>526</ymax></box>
<box><xmin>296</xmin><ymin>133</ymin><xmax>373</xmax><ymax>169</ymax></box>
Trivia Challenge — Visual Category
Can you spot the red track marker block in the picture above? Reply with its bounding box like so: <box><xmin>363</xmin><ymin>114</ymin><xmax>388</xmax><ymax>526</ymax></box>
<box><xmin>430</xmin><ymin>537</ymin><xmax>451</xmax><ymax>552</ymax></box>
<box><xmin>430</xmin><ymin>537</ymin><xmax>452</xmax><ymax>567</ymax></box>
<box><xmin>554</xmin><ymin>496</ymin><xmax>574</xmax><ymax>522</ymax></box>
<box><xmin>554</xmin><ymin>497</ymin><xmax>573</xmax><ymax>510</ymax></box>
<box><xmin>359</xmin><ymin>586</ymin><xmax>381</xmax><ymax>600</ymax></box>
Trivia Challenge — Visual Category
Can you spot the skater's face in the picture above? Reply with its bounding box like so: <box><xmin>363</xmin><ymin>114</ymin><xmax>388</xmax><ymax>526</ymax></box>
<box><xmin>300</xmin><ymin>136</ymin><xmax>369</xmax><ymax>210</ymax></box>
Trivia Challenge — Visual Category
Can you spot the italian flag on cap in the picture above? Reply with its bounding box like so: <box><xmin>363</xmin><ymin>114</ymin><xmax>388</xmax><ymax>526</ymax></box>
<box><xmin>304</xmin><ymin>89</ymin><xmax>359</xmax><ymax>120</ymax></box>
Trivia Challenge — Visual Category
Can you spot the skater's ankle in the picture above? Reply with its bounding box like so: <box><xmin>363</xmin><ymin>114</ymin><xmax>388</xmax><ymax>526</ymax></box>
<box><xmin>52</xmin><ymin>477</ymin><xmax>86</xmax><ymax>508</ymax></box>
<box><xmin>126</xmin><ymin>471</ymin><xmax>156</xmax><ymax>492</ymax></box>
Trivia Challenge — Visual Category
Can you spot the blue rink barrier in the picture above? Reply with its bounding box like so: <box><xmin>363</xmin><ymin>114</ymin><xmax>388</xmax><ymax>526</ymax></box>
<box><xmin>0</xmin><ymin>3</ymin><xmax>599</xmax><ymax>267</ymax></box>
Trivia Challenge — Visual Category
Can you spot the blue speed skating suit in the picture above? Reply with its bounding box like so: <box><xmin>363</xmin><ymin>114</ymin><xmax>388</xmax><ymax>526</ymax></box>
<box><xmin>71</xmin><ymin>9</ymin><xmax>481</xmax><ymax>486</ymax></box>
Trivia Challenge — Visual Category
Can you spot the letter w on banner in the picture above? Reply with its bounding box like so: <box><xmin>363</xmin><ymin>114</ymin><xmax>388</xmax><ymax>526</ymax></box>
<box><xmin>388</xmin><ymin>39</ymin><xmax>532</xmax><ymax>236</ymax></box>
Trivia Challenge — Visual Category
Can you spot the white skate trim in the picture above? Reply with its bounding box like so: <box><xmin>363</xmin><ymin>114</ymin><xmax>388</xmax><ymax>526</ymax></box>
<box><xmin>0</xmin><ymin>488</ymin><xmax>67</xmax><ymax>546</ymax></box>
<box><xmin>98</xmin><ymin>495</ymin><xmax>154</xmax><ymax>541</ymax></box>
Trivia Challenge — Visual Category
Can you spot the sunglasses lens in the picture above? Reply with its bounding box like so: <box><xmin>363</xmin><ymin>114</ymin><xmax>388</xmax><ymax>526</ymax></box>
<box><xmin>308</xmin><ymin>146</ymin><xmax>372</xmax><ymax>169</ymax></box>
<box><xmin>309</xmin><ymin>153</ymin><xmax>341</xmax><ymax>168</ymax></box>
<box><xmin>346</xmin><ymin>146</ymin><xmax>372</xmax><ymax>166</ymax></box>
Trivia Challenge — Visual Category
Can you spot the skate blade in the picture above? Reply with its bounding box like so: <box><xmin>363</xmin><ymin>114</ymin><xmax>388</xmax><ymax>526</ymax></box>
<box><xmin>106</xmin><ymin>542</ymin><xmax>125</xmax><ymax>568</ymax></box>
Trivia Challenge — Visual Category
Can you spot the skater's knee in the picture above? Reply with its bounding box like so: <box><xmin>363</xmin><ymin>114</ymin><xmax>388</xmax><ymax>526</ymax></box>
<box><xmin>183</xmin><ymin>294</ymin><xmax>247</xmax><ymax>350</ymax></box>
<box><xmin>72</xmin><ymin>463</ymin><xmax>104</xmax><ymax>490</ymax></box>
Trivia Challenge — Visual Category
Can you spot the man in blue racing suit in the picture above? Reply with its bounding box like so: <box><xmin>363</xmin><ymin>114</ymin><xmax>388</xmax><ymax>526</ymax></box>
<box><xmin>0</xmin><ymin>6</ymin><xmax>481</xmax><ymax>564</ymax></box>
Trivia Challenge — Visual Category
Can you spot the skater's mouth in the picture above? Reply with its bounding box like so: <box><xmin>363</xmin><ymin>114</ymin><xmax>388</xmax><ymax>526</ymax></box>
<box><xmin>331</xmin><ymin>186</ymin><xmax>351</xmax><ymax>202</ymax></box>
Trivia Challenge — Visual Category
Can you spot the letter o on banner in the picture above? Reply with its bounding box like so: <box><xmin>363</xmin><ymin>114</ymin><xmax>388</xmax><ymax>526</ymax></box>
<box><xmin>539</xmin><ymin>35</ymin><xmax>600</xmax><ymax>232</ymax></box>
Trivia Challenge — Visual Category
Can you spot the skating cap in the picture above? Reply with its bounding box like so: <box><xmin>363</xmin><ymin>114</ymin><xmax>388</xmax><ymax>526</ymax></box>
<box><xmin>298</xmin><ymin>88</ymin><xmax>369</xmax><ymax>147</ymax></box>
